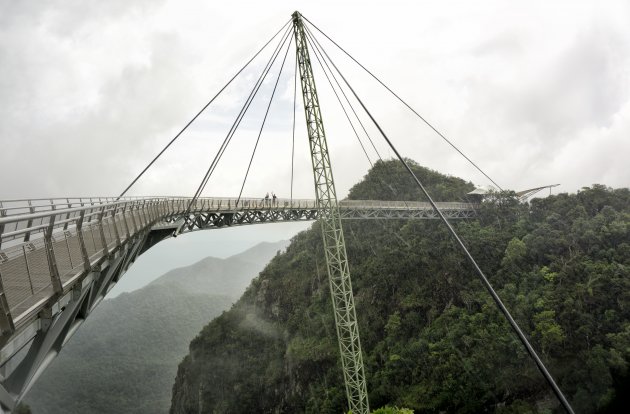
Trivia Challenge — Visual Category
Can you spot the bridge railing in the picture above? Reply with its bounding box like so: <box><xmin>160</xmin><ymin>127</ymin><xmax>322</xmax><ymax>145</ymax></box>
<box><xmin>0</xmin><ymin>196</ymin><xmax>175</xmax><ymax>219</ymax></box>
<box><xmin>181</xmin><ymin>197</ymin><xmax>318</xmax><ymax>212</ymax></box>
<box><xmin>0</xmin><ymin>198</ymin><xmax>177</xmax><ymax>325</ymax></box>
<box><xmin>338</xmin><ymin>200</ymin><xmax>474</xmax><ymax>210</ymax></box>
<box><xmin>0</xmin><ymin>198</ymin><xmax>166</xmax><ymax>246</ymax></box>
<box><xmin>0</xmin><ymin>196</ymin><xmax>477</xmax><ymax>333</ymax></box>
<box><xmin>0</xmin><ymin>196</ymin><xmax>323</xmax><ymax>328</ymax></box>
<box><xmin>0</xmin><ymin>197</ymin><xmax>319</xmax><ymax>244</ymax></box>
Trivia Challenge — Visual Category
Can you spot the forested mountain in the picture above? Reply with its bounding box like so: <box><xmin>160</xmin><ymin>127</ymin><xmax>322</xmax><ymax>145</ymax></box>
<box><xmin>170</xmin><ymin>160</ymin><xmax>630</xmax><ymax>413</ymax></box>
<box><xmin>23</xmin><ymin>240</ymin><xmax>288</xmax><ymax>414</ymax></box>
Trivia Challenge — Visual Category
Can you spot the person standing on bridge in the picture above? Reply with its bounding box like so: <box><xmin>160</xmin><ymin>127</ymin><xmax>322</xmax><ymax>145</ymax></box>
<box><xmin>272</xmin><ymin>192</ymin><xmax>277</xmax><ymax>206</ymax></box>
<box><xmin>265</xmin><ymin>192</ymin><xmax>270</xmax><ymax>206</ymax></box>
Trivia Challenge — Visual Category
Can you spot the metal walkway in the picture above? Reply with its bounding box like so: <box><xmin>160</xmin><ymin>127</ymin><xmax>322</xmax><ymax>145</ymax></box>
<box><xmin>0</xmin><ymin>196</ymin><xmax>475</xmax><ymax>411</ymax></box>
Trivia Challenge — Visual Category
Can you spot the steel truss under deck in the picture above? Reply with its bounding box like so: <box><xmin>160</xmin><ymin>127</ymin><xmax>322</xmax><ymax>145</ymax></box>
<box><xmin>164</xmin><ymin>201</ymin><xmax>475</xmax><ymax>233</ymax></box>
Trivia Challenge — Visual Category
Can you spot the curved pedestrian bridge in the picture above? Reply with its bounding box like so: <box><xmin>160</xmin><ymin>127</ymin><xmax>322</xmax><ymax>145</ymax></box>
<box><xmin>0</xmin><ymin>196</ymin><xmax>476</xmax><ymax>410</ymax></box>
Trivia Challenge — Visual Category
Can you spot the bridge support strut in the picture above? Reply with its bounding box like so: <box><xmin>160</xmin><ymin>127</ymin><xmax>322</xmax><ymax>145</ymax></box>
<box><xmin>292</xmin><ymin>11</ymin><xmax>370</xmax><ymax>414</ymax></box>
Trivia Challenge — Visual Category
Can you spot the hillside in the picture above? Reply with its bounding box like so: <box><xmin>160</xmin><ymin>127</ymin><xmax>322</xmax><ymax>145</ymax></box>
<box><xmin>23</xmin><ymin>240</ymin><xmax>288</xmax><ymax>414</ymax></box>
<box><xmin>151</xmin><ymin>240</ymin><xmax>290</xmax><ymax>297</ymax></box>
<box><xmin>170</xmin><ymin>160</ymin><xmax>630</xmax><ymax>413</ymax></box>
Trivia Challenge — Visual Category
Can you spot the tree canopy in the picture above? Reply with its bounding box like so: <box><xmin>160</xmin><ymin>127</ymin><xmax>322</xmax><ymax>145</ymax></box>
<box><xmin>171</xmin><ymin>160</ymin><xmax>630</xmax><ymax>413</ymax></box>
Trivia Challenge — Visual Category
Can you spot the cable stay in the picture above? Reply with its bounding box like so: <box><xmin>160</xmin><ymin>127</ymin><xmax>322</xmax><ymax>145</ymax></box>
<box><xmin>304</xmin><ymin>27</ymin><xmax>413</xmax><ymax>209</ymax></box>
<box><xmin>117</xmin><ymin>19</ymin><xmax>291</xmax><ymax>200</ymax></box>
<box><xmin>307</xmin><ymin>26</ymin><xmax>425</xmax><ymax>244</ymax></box>
<box><xmin>301</xmin><ymin>16</ymin><xmax>504</xmax><ymax>192</ymax></box>
<box><xmin>306</xmin><ymin>32</ymin><xmax>375</xmax><ymax>167</ymax></box>
<box><xmin>305</xmin><ymin>24</ymin><xmax>574</xmax><ymax>413</ymax></box>
<box><xmin>305</xmin><ymin>30</ymin><xmax>382</xmax><ymax>162</ymax></box>
<box><xmin>189</xmin><ymin>27</ymin><xmax>293</xmax><ymax>202</ymax></box>
<box><xmin>236</xmin><ymin>36</ymin><xmax>295</xmax><ymax>205</ymax></box>
<box><xmin>175</xmin><ymin>26</ymin><xmax>294</xmax><ymax>233</ymax></box>
<box><xmin>290</xmin><ymin>47</ymin><xmax>298</xmax><ymax>203</ymax></box>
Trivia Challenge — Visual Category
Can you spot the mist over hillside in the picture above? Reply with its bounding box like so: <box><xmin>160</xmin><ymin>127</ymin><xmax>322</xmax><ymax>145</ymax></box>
<box><xmin>151</xmin><ymin>240</ymin><xmax>290</xmax><ymax>297</ymax></box>
<box><xmin>23</xmin><ymin>240</ymin><xmax>289</xmax><ymax>414</ymax></box>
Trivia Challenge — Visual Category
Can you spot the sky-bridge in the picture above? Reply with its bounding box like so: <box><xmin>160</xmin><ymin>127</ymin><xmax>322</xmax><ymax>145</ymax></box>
<box><xmin>0</xmin><ymin>195</ymin><xmax>476</xmax><ymax>411</ymax></box>
<box><xmin>0</xmin><ymin>9</ymin><xmax>578</xmax><ymax>414</ymax></box>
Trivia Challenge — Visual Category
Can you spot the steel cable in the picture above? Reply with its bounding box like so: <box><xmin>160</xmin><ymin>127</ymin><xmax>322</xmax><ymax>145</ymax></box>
<box><xmin>117</xmin><ymin>19</ymin><xmax>291</xmax><ymax>200</ymax></box>
<box><xmin>176</xmin><ymin>27</ymin><xmax>293</xmax><ymax>233</ymax></box>
<box><xmin>323</xmin><ymin>46</ymin><xmax>575</xmax><ymax>414</ymax></box>
<box><xmin>236</xmin><ymin>36</ymin><xmax>294</xmax><ymax>205</ymax></box>
<box><xmin>302</xmin><ymin>16</ymin><xmax>503</xmax><ymax>191</ymax></box>
<box><xmin>305</xmin><ymin>28</ymin><xmax>412</xmax><ymax>209</ymax></box>
<box><xmin>303</xmin><ymin>28</ymin><xmax>382</xmax><ymax>162</ymax></box>
<box><xmin>193</xmin><ymin>27</ymin><xmax>294</xmax><ymax>201</ymax></box>
<box><xmin>304</xmin><ymin>33</ymin><xmax>374</xmax><ymax>167</ymax></box>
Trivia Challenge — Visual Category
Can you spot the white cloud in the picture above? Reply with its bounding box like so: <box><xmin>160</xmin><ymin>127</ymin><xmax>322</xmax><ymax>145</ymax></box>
<box><xmin>1</xmin><ymin>0</ymin><xmax>629</xmax><ymax>201</ymax></box>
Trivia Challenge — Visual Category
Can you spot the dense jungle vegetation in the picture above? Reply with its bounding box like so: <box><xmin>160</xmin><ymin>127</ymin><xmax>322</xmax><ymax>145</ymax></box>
<box><xmin>171</xmin><ymin>160</ymin><xmax>630</xmax><ymax>413</ymax></box>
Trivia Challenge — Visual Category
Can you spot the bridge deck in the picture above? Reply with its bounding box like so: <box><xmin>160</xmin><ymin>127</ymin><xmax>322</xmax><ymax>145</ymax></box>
<box><xmin>0</xmin><ymin>197</ymin><xmax>475</xmax><ymax>341</ymax></box>
<box><xmin>0</xmin><ymin>196</ymin><xmax>476</xmax><ymax>410</ymax></box>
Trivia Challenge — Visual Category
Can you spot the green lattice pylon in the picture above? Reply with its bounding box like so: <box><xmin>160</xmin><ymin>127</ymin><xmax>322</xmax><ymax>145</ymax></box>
<box><xmin>292</xmin><ymin>11</ymin><xmax>370</xmax><ymax>414</ymax></box>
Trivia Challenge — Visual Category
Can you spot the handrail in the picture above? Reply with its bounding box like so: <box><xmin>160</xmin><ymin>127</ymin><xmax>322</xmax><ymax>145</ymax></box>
<box><xmin>0</xmin><ymin>197</ymin><xmax>478</xmax><ymax>245</ymax></box>
<box><xmin>0</xmin><ymin>199</ymin><xmax>167</xmax><ymax>224</ymax></box>
<box><xmin>0</xmin><ymin>197</ymin><xmax>322</xmax><ymax>223</ymax></box>
<box><xmin>0</xmin><ymin>196</ymin><xmax>478</xmax><ymax>336</ymax></box>
<box><xmin>0</xmin><ymin>197</ymin><xmax>477</xmax><ymax>226</ymax></box>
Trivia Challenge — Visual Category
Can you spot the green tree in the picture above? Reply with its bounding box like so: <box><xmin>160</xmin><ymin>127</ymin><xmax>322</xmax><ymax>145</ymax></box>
<box><xmin>170</xmin><ymin>161</ymin><xmax>630</xmax><ymax>414</ymax></box>
<box><xmin>14</xmin><ymin>403</ymin><xmax>32</xmax><ymax>414</ymax></box>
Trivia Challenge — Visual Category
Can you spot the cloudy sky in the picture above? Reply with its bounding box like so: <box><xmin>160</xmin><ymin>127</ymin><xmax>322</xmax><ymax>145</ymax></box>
<box><xmin>1</xmin><ymin>0</ymin><xmax>629</xmax><ymax>290</ymax></box>
<box><xmin>2</xmin><ymin>0</ymin><xmax>629</xmax><ymax>201</ymax></box>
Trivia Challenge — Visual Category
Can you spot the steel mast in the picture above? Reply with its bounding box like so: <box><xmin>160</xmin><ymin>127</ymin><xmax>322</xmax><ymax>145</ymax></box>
<box><xmin>292</xmin><ymin>11</ymin><xmax>370</xmax><ymax>414</ymax></box>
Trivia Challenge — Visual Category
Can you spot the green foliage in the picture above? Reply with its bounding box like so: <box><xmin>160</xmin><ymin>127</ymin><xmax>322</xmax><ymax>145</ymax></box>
<box><xmin>368</xmin><ymin>406</ymin><xmax>414</xmax><ymax>414</ymax></box>
<box><xmin>171</xmin><ymin>161</ymin><xmax>630</xmax><ymax>414</ymax></box>
<box><xmin>347</xmin><ymin>159</ymin><xmax>475</xmax><ymax>202</ymax></box>
<box><xmin>501</xmin><ymin>237</ymin><xmax>527</xmax><ymax>269</ymax></box>
<box><xmin>14</xmin><ymin>403</ymin><xmax>32</xmax><ymax>414</ymax></box>
<box><xmin>533</xmin><ymin>310</ymin><xmax>565</xmax><ymax>354</ymax></box>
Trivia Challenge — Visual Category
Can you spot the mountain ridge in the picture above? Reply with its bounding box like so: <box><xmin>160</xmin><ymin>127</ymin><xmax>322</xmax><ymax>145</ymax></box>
<box><xmin>24</xmin><ymin>240</ymin><xmax>290</xmax><ymax>414</ymax></box>
<box><xmin>169</xmin><ymin>160</ymin><xmax>630</xmax><ymax>413</ymax></box>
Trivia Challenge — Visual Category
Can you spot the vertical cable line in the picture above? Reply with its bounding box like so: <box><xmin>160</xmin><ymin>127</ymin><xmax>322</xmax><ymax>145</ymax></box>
<box><xmin>236</xmin><ymin>37</ymin><xmax>294</xmax><ymax>205</ymax></box>
<box><xmin>193</xmin><ymin>27</ymin><xmax>293</xmax><ymax>201</ymax></box>
<box><xmin>176</xmin><ymin>27</ymin><xmax>293</xmax><ymax>232</ymax></box>
<box><xmin>306</xmin><ymin>29</ymin><xmax>412</xmax><ymax>209</ymax></box>
<box><xmin>290</xmin><ymin>47</ymin><xmax>298</xmax><ymax>204</ymax></box>
<box><xmin>302</xmin><ymin>16</ymin><xmax>503</xmax><ymax>191</ymax></box>
<box><xmin>304</xmin><ymin>33</ymin><xmax>374</xmax><ymax>167</ymax></box>
<box><xmin>322</xmin><ymin>41</ymin><xmax>575</xmax><ymax>414</ymax></box>
<box><xmin>192</xmin><ymin>26</ymin><xmax>291</xmax><ymax>197</ymax></box>
<box><xmin>117</xmin><ymin>19</ymin><xmax>291</xmax><ymax>200</ymax></box>
<box><xmin>303</xmin><ymin>27</ymin><xmax>382</xmax><ymax>161</ymax></box>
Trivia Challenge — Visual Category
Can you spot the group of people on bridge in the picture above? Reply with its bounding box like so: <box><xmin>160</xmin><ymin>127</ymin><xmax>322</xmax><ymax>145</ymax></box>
<box><xmin>264</xmin><ymin>192</ymin><xmax>278</xmax><ymax>206</ymax></box>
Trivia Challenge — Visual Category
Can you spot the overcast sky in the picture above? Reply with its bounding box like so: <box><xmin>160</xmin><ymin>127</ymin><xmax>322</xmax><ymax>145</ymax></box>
<box><xmin>1</xmin><ymin>0</ymin><xmax>629</xmax><ymax>201</ymax></box>
<box><xmin>1</xmin><ymin>0</ymin><xmax>628</xmax><ymax>293</ymax></box>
